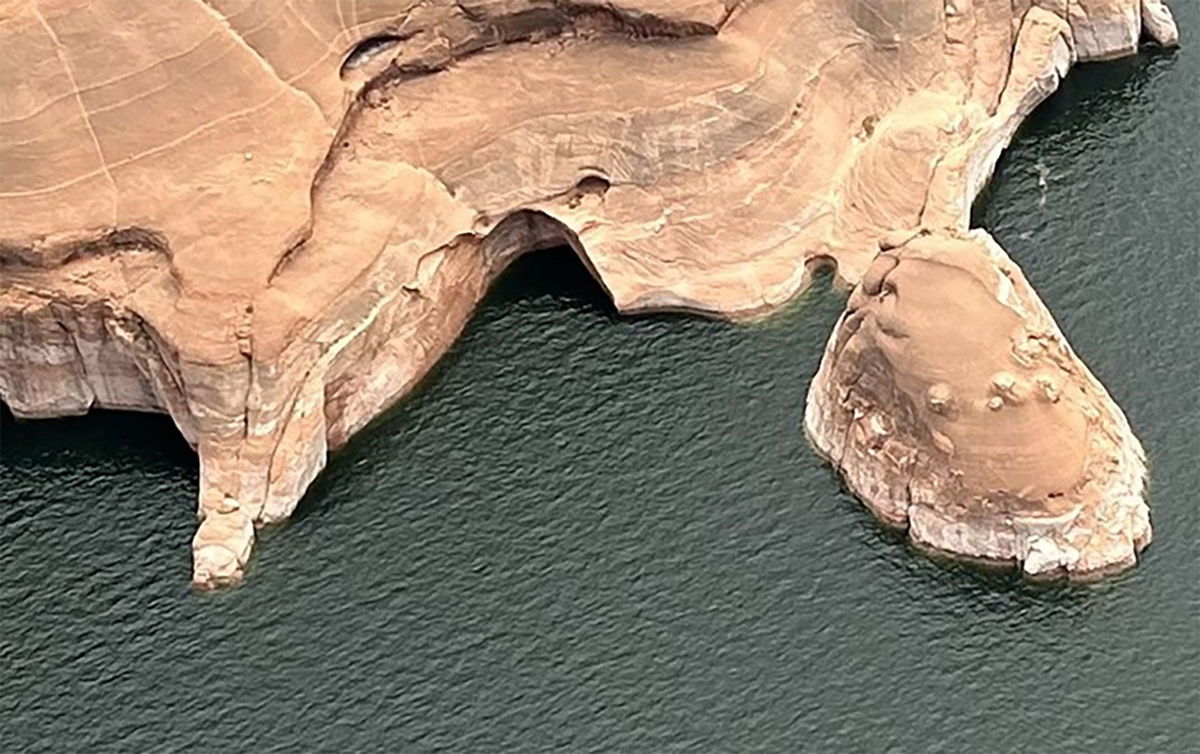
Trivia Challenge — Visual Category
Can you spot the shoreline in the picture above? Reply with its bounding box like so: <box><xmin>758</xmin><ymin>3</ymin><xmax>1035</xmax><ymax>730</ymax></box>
<box><xmin>0</xmin><ymin>0</ymin><xmax>1179</xmax><ymax>587</ymax></box>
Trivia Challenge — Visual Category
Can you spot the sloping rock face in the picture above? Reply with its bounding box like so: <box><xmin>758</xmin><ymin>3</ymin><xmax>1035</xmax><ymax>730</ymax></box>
<box><xmin>804</xmin><ymin>231</ymin><xmax>1150</xmax><ymax>578</ymax></box>
<box><xmin>0</xmin><ymin>0</ymin><xmax>1177</xmax><ymax>586</ymax></box>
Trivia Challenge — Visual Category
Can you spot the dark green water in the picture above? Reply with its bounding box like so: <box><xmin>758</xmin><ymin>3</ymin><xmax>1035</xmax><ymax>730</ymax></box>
<box><xmin>3</xmin><ymin>21</ymin><xmax>1198</xmax><ymax>752</ymax></box>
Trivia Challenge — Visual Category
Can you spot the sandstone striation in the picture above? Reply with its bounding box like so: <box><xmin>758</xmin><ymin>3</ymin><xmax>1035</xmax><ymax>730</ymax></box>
<box><xmin>0</xmin><ymin>0</ymin><xmax>1177</xmax><ymax>587</ymax></box>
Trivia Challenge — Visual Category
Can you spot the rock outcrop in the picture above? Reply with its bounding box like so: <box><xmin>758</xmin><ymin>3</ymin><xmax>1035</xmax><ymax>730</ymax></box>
<box><xmin>804</xmin><ymin>231</ymin><xmax>1150</xmax><ymax>578</ymax></box>
<box><xmin>0</xmin><ymin>0</ymin><xmax>1177</xmax><ymax>586</ymax></box>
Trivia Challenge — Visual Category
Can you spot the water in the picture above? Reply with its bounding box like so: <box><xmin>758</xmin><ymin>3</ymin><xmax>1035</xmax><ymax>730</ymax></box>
<box><xmin>3</xmin><ymin>21</ymin><xmax>1198</xmax><ymax>752</ymax></box>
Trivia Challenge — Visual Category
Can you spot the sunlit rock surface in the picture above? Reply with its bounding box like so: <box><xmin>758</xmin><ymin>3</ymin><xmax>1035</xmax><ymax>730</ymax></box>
<box><xmin>0</xmin><ymin>0</ymin><xmax>1176</xmax><ymax>586</ymax></box>
<box><xmin>804</xmin><ymin>231</ymin><xmax>1150</xmax><ymax>578</ymax></box>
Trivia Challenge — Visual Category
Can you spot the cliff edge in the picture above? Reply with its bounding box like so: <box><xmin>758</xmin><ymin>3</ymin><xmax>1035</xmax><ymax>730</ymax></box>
<box><xmin>0</xmin><ymin>0</ymin><xmax>1177</xmax><ymax>586</ymax></box>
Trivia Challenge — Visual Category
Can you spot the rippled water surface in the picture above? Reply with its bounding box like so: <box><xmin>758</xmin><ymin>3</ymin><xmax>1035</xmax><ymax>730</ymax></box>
<box><xmin>3</xmin><ymin>15</ymin><xmax>1198</xmax><ymax>752</ymax></box>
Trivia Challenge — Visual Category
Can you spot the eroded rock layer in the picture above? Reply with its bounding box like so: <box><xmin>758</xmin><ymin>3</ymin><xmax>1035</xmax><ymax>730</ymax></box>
<box><xmin>0</xmin><ymin>0</ymin><xmax>1178</xmax><ymax>586</ymax></box>
<box><xmin>804</xmin><ymin>231</ymin><xmax>1150</xmax><ymax>578</ymax></box>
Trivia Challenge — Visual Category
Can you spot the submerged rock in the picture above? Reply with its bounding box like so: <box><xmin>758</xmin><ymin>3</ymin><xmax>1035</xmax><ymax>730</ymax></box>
<box><xmin>804</xmin><ymin>231</ymin><xmax>1150</xmax><ymax>578</ymax></box>
<box><xmin>0</xmin><ymin>0</ymin><xmax>1176</xmax><ymax>586</ymax></box>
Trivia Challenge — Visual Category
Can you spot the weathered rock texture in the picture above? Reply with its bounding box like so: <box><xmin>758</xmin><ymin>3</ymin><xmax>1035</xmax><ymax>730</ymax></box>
<box><xmin>0</xmin><ymin>0</ymin><xmax>1177</xmax><ymax>586</ymax></box>
<box><xmin>804</xmin><ymin>231</ymin><xmax>1150</xmax><ymax>577</ymax></box>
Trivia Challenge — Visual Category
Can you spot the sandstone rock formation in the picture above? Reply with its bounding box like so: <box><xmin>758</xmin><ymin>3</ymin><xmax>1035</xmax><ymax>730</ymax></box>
<box><xmin>804</xmin><ymin>231</ymin><xmax>1150</xmax><ymax>577</ymax></box>
<box><xmin>0</xmin><ymin>0</ymin><xmax>1177</xmax><ymax>586</ymax></box>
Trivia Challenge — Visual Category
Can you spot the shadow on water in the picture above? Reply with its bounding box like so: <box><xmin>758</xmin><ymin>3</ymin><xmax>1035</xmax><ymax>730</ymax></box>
<box><xmin>487</xmin><ymin>246</ymin><xmax>621</xmax><ymax>316</ymax></box>
<box><xmin>1030</xmin><ymin>47</ymin><xmax>1177</xmax><ymax>126</ymax></box>
<box><xmin>972</xmin><ymin>44</ymin><xmax>1179</xmax><ymax>225</ymax></box>
<box><xmin>291</xmin><ymin>246</ymin><xmax>625</xmax><ymax>524</ymax></box>
<box><xmin>0</xmin><ymin>404</ymin><xmax>194</xmax><ymax>474</ymax></box>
